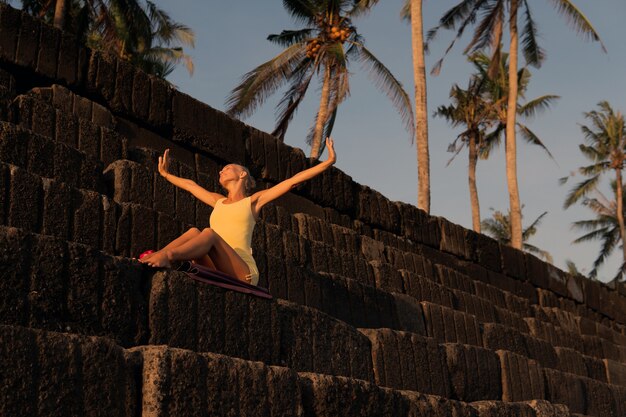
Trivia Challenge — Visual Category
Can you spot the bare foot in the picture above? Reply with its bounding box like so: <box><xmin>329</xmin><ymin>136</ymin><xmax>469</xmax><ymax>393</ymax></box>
<box><xmin>140</xmin><ymin>252</ymin><xmax>156</xmax><ymax>262</ymax></box>
<box><xmin>143</xmin><ymin>251</ymin><xmax>172</xmax><ymax>268</ymax></box>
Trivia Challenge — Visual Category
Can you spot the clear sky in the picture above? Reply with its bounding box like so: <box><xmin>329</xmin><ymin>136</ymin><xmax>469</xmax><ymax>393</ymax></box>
<box><xmin>14</xmin><ymin>0</ymin><xmax>626</xmax><ymax>282</ymax></box>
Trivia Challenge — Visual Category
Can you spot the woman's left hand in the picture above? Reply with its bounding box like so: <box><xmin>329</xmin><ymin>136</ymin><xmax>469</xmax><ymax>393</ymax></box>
<box><xmin>325</xmin><ymin>137</ymin><xmax>336</xmax><ymax>165</ymax></box>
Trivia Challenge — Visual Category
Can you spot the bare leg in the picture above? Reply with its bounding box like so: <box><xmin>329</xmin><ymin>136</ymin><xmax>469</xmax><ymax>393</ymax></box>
<box><xmin>147</xmin><ymin>228</ymin><xmax>251</xmax><ymax>281</ymax></box>
<box><xmin>140</xmin><ymin>227</ymin><xmax>200</xmax><ymax>262</ymax></box>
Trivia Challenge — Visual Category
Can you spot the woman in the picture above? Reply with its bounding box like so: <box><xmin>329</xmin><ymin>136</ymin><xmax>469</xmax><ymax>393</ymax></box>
<box><xmin>140</xmin><ymin>137</ymin><xmax>336</xmax><ymax>286</ymax></box>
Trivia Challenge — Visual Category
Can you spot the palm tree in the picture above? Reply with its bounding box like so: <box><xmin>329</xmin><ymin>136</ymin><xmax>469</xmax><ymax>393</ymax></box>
<box><xmin>427</xmin><ymin>0</ymin><xmax>604</xmax><ymax>249</ymax></box>
<box><xmin>19</xmin><ymin>0</ymin><xmax>195</xmax><ymax>78</ymax></box>
<box><xmin>570</xmin><ymin>183</ymin><xmax>625</xmax><ymax>280</ymax></box>
<box><xmin>436</xmin><ymin>52</ymin><xmax>557</xmax><ymax>234</ymax></box>
<box><xmin>564</xmin><ymin>102</ymin><xmax>626</xmax><ymax>276</ymax></box>
<box><xmin>395</xmin><ymin>0</ymin><xmax>430</xmax><ymax>212</ymax></box>
<box><xmin>225</xmin><ymin>0</ymin><xmax>414</xmax><ymax>159</ymax></box>
<box><xmin>472</xmin><ymin>52</ymin><xmax>558</xmax><ymax>164</ymax></box>
<box><xmin>482</xmin><ymin>206</ymin><xmax>553</xmax><ymax>263</ymax></box>
<box><xmin>434</xmin><ymin>75</ymin><xmax>494</xmax><ymax>232</ymax></box>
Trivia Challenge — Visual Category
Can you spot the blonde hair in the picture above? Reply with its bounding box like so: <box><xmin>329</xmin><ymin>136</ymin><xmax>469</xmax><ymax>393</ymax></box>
<box><xmin>237</xmin><ymin>165</ymin><xmax>256</xmax><ymax>195</ymax></box>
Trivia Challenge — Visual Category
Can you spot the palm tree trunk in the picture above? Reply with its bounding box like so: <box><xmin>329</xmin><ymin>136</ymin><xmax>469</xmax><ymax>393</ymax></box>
<box><xmin>411</xmin><ymin>0</ymin><xmax>430</xmax><ymax>213</ymax></box>
<box><xmin>506</xmin><ymin>0</ymin><xmax>522</xmax><ymax>249</ymax></box>
<box><xmin>53</xmin><ymin>0</ymin><xmax>67</xmax><ymax>30</ymax></box>
<box><xmin>310</xmin><ymin>65</ymin><xmax>332</xmax><ymax>159</ymax></box>
<box><xmin>616</xmin><ymin>169</ymin><xmax>626</xmax><ymax>262</ymax></box>
<box><xmin>468</xmin><ymin>133</ymin><xmax>481</xmax><ymax>232</ymax></box>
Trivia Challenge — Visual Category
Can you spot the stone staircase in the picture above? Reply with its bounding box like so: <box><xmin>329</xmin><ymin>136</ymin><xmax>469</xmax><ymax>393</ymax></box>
<box><xmin>1</xmin><ymin>4</ymin><xmax>626</xmax><ymax>416</ymax></box>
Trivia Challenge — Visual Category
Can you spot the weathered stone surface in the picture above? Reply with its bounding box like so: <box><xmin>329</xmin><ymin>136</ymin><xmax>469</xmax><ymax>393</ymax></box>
<box><xmin>1</xmin><ymin>325</ymin><xmax>137</xmax><ymax>417</ymax></box>
<box><xmin>496</xmin><ymin>350</ymin><xmax>545</xmax><ymax>402</ymax></box>
<box><xmin>9</xmin><ymin>165</ymin><xmax>41</xmax><ymax>231</ymax></box>
<box><xmin>0</xmin><ymin>4</ymin><xmax>21</xmax><ymax>62</ymax></box>
<box><xmin>15</xmin><ymin>12</ymin><xmax>39</xmax><ymax>68</ymax></box>
<box><xmin>543</xmin><ymin>368</ymin><xmax>586</xmax><ymax>414</ymax></box>
<box><xmin>444</xmin><ymin>343</ymin><xmax>501</xmax><ymax>401</ymax></box>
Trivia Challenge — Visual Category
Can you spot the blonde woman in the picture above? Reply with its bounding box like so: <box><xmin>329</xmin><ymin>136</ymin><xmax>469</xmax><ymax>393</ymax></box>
<box><xmin>140</xmin><ymin>137</ymin><xmax>336</xmax><ymax>285</ymax></box>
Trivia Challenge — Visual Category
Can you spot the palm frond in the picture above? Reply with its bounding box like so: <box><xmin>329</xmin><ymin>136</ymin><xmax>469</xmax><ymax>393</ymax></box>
<box><xmin>464</xmin><ymin>0</ymin><xmax>504</xmax><ymax>55</ymax></box>
<box><xmin>282</xmin><ymin>0</ymin><xmax>316</xmax><ymax>24</ymax></box>
<box><xmin>272</xmin><ymin>62</ymin><xmax>315</xmax><ymax>140</ymax></box>
<box><xmin>225</xmin><ymin>43</ymin><xmax>305</xmax><ymax>118</ymax></box>
<box><xmin>547</xmin><ymin>0</ymin><xmax>606</xmax><ymax>52</ymax></box>
<box><xmin>518</xmin><ymin>95</ymin><xmax>560</xmax><ymax>119</ymax></box>
<box><xmin>563</xmin><ymin>175</ymin><xmax>600</xmax><ymax>208</ymax></box>
<box><xmin>267</xmin><ymin>29</ymin><xmax>315</xmax><ymax>47</ymax></box>
<box><xmin>520</xmin><ymin>0</ymin><xmax>545</xmax><ymax>67</ymax></box>
<box><xmin>356</xmin><ymin>44</ymin><xmax>415</xmax><ymax>138</ymax></box>
<box><xmin>516</xmin><ymin>123</ymin><xmax>556</xmax><ymax>162</ymax></box>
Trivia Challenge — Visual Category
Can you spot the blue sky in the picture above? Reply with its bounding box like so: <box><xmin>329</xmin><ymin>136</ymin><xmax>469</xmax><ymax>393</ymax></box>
<box><xmin>13</xmin><ymin>0</ymin><xmax>626</xmax><ymax>281</ymax></box>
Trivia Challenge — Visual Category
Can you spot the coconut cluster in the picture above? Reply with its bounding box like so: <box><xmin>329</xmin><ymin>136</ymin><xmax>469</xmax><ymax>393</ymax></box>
<box><xmin>305</xmin><ymin>25</ymin><xmax>352</xmax><ymax>59</ymax></box>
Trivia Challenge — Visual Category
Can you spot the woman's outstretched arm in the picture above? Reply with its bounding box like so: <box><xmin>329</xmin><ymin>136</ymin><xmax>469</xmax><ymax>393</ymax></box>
<box><xmin>251</xmin><ymin>137</ymin><xmax>337</xmax><ymax>215</ymax></box>
<box><xmin>159</xmin><ymin>149</ymin><xmax>225</xmax><ymax>207</ymax></box>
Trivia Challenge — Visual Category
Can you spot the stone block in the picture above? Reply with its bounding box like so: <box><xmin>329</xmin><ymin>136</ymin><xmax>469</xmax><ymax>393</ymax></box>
<box><xmin>148</xmin><ymin>75</ymin><xmax>171</xmax><ymax>128</ymax></box>
<box><xmin>474</xmin><ymin>231</ymin><xmax>501</xmax><ymax>272</ymax></box>
<box><xmin>369</xmin><ymin>260</ymin><xmax>404</xmax><ymax>293</ymax></box>
<box><xmin>439</xmin><ymin>218</ymin><xmax>470</xmax><ymax>259</ymax></box>
<box><xmin>57</xmin><ymin>32</ymin><xmax>78</xmax><ymax>85</ymax></box>
<box><xmin>0</xmin><ymin>227</ymin><xmax>30</xmax><ymax>324</ymax></box>
<box><xmin>100</xmin><ymin>257</ymin><xmax>148</xmax><ymax>346</ymax></box>
<box><xmin>35</xmin><ymin>24</ymin><xmax>60</xmax><ymax>80</ymax></box>
<box><xmin>543</xmin><ymin>368</ymin><xmax>585</xmax><ymax>414</ymax></box>
<box><xmin>41</xmin><ymin>178</ymin><xmax>71</xmax><ymax>240</ymax></box>
<box><xmin>66</xmin><ymin>242</ymin><xmax>101</xmax><ymax>333</ymax></box>
<box><xmin>0</xmin><ymin>122</ymin><xmax>28</xmax><ymax>167</ymax></box>
<box><xmin>55</xmin><ymin>109</ymin><xmax>78</xmax><ymax>147</ymax></box>
<box><xmin>77</xmin><ymin>118</ymin><xmax>100</xmax><ymax>158</ymax></box>
<box><xmin>27</xmin><ymin>129</ymin><xmax>55</xmax><ymax>178</ymax></box>
<box><xmin>129</xmin><ymin>204</ymin><xmax>156</xmax><ymax>256</ymax></box>
<box><xmin>72</xmin><ymin>189</ymin><xmax>102</xmax><ymax>249</ymax></box>
<box><xmin>100</xmin><ymin>127</ymin><xmax>125</xmax><ymax>167</ymax></box>
<box><xmin>499</xmin><ymin>242</ymin><xmax>526</xmax><ymax>280</ymax></box>
<box><xmin>582</xmin><ymin>378</ymin><xmax>617</xmax><ymax>417</ymax></box>
<box><xmin>470</xmin><ymin>401</ymin><xmax>535</xmax><ymax>417</ymax></box>
<box><xmin>86</xmin><ymin>50</ymin><xmax>116</xmax><ymax>101</ymax></box>
<box><xmin>497</xmin><ymin>350</ymin><xmax>545</xmax><ymax>402</ymax></box>
<box><xmin>0</xmin><ymin>4</ymin><xmax>20</xmax><ymax>62</ymax></box>
<box><xmin>79</xmin><ymin>334</ymin><xmax>138</xmax><ymax>417</ymax></box>
<box><xmin>0</xmin><ymin>164</ymin><xmax>8</xmax><ymax>223</ymax></box>
<box><xmin>131</xmin><ymin>69</ymin><xmax>150</xmax><ymax>120</ymax></box>
<box><xmin>9</xmin><ymin>165</ymin><xmax>41</xmax><ymax>231</ymax></box>
<box><xmin>554</xmin><ymin>346</ymin><xmax>587</xmax><ymax>378</ymax></box>
<box><xmin>391</xmin><ymin>293</ymin><xmax>426</xmax><ymax>335</ymax></box>
<box><xmin>112</xmin><ymin>58</ymin><xmax>134</xmax><ymax>113</ymax></box>
<box><xmin>28</xmin><ymin>235</ymin><xmax>66</xmax><ymax>329</ymax></box>
<box><xmin>0</xmin><ymin>325</ymin><xmax>39</xmax><ymax>416</ymax></box>
<box><xmin>444</xmin><ymin>343</ymin><xmax>502</xmax><ymax>402</ymax></box>
<box><xmin>604</xmin><ymin>359</ymin><xmax>626</xmax><ymax>386</ymax></box>
<box><xmin>15</xmin><ymin>12</ymin><xmax>39</xmax><ymax>68</ymax></box>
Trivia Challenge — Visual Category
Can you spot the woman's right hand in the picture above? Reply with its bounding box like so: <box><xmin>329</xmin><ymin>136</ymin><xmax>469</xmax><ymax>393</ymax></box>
<box><xmin>325</xmin><ymin>137</ymin><xmax>336</xmax><ymax>165</ymax></box>
<box><xmin>158</xmin><ymin>149</ymin><xmax>171</xmax><ymax>178</ymax></box>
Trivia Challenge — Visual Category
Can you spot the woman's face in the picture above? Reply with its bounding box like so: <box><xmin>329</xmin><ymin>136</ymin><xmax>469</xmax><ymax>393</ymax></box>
<box><xmin>219</xmin><ymin>164</ymin><xmax>243</xmax><ymax>186</ymax></box>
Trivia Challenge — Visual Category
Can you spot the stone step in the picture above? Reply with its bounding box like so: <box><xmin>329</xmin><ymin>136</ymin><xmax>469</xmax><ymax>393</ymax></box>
<box><xmin>0</xmin><ymin>324</ymin><xmax>138</xmax><ymax>417</ymax></box>
<box><xmin>3</xmin><ymin>158</ymin><xmax>623</xmax><ymax>370</ymax></box>
<box><xmin>2</xmin><ymin>323</ymin><xmax>572</xmax><ymax>417</ymax></box>
<box><xmin>543</xmin><ymin>367</ymin><xmax>626</xmax><ymax>416</ymax></box>
<box><xmin>0</xmin><ymin>225</ymin><xmax>376</xmax><ymax>381</ymax></box>
<box><xmin>0</xmin><ymin>161</ymin><xmax>185</xmax><ymax>257</ymax></box>
<box><xmin>8</xmin><ymin>93</ymin><xmax>126</xmax><ymax>167</ymax></box>
<box><xmin>358</xmin><ymin>326</ymin><xmax>626</xmax><ymax>414</ymax></box>
<box><xmin>0</xmin><ymin>121</ymin><xmax>108</xmax><ymax>195</ymax></box>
